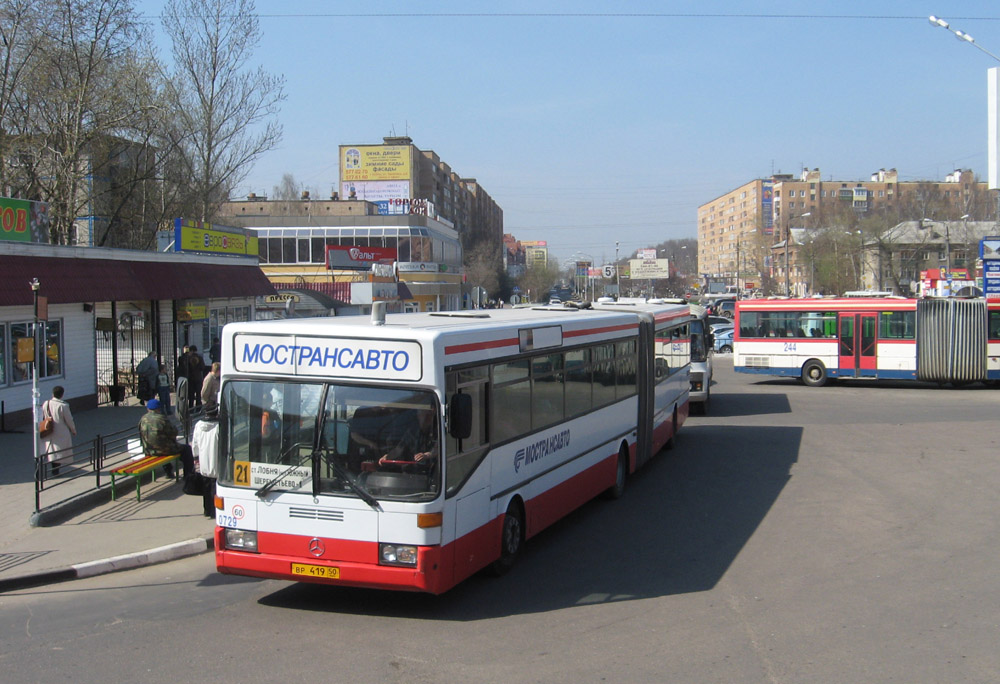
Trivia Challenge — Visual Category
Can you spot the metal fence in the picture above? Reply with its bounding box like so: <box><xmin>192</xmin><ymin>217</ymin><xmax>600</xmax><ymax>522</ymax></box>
<box><xmin>34</xmin><ymin>408</ymin><xmax>203</xmax><ymax>513</ymax></box>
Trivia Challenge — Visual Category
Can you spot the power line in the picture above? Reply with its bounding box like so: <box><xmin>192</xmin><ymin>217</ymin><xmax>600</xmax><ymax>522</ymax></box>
<box><xmin>145</xmin><ymin>13</ymin><xmax>1000</xmax><ymax>21</ymax></box>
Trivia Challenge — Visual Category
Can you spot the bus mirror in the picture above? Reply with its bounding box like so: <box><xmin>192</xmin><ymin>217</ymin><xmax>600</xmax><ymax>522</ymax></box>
<box><xmin>449</xmin><ymin>393</ymin><xmax>472</xmax><ymax>440</ymax></box>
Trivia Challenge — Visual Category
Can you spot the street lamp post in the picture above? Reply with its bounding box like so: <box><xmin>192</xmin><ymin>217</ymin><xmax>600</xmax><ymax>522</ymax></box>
<box><xmin>615</xmin><ymin>241</ymin><xmax>621</xmax><ymax>299</ymax></box>
<box><xmin>929</xmin><ymin>16</ymin><xmax>1000</xmax><ymax>232</ymax></box>
<box><xmin>929</xmin><ymin>16</ymin><xmax>1000</xmax><ymax>62</ymax></box>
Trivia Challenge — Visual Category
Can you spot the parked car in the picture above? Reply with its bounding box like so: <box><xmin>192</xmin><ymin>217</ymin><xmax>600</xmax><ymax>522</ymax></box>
<box><xmin>709</xmin><ymin>320</ymin><xmax>734</xmax><ymax>336</ymax></box>
<box><xmin>707</xmin><ymin>315</ymin><xmax>731</xmax><ymax>329</ymax></box>
<box><xmin>712</xmin><ymin>299</ymin><xmax>736</xmax><ymax>318</ymax></box>
<box><xmin>713</xmin><ymin>327</ymin><xmax>734</xmax><ymax>354</ymax></box>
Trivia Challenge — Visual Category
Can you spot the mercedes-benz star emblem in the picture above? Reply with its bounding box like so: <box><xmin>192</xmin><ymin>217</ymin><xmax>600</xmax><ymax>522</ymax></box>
<box><xmin>308</xmin><ymin>537</ymin><xmax>325</xmax><ymax>557</ymax></box>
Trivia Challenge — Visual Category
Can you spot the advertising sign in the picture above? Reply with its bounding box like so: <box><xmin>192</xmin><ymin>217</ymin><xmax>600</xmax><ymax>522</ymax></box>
<box><xmin>375</xmin><ymin>197</ymin><xmax>435</xmax><ymax>216</ymax></box>
<box><xmin>761</xmin><ymin>180</ymin><xmax>774</xmax><ymax>233</ymax></box>
<box><xmin>343</xmin><ymin>180</ymin><xmax>410</xmax><ymax>203</ymax></box>
<box><xmin>983</xmin><ymin>260</ymin><xmax>1000</xmax><ymax>299</ymax></box>
<box><xmin>174</xmin><ymin>219</ymin><xmax>257</xmax><ymax>256</ymax></box>
<box><xmin>0</xmin><ymin>197</ymin><xmax>49</xmax><ymax>243</ymax></box>
<box><xmin>177</xmin><ymin>303</ymin><xmax>208</xmax><ymax>321</ymax></box>
<box><xmin>629</xmin><ymin>258</ymin><xmax>670</xmax><ymax>279</ymax></box>
<box><xmin>981</xmin><ymin>237</ymin><xmax>1000</xmax><ymax>260</ymax></box>
<box><xmin>340</xmin><ymin>145</ymin><xmax>412</xmax><ymax>182</ymax></box>
<box><xmin>326</xmin><ymin>245</ymin><xmax>397</xmax><ymax>270</ymax></box>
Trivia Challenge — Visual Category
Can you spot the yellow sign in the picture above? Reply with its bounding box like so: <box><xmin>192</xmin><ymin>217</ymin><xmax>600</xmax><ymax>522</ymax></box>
<box><xmin>264</xmin><ymin>294</ymin><xmax>299</xmax><ymax>304</ymax></box>
<box><xmin>175</xmin><ymin>219</ymin><xmax>258</xmax><ymax>256</ymax></box>
<box><xmin>177</xmin><ymin>304</ymin><xmax>208</xmax><ymax>321</ymax></box>
<box><xmin>340</xmin><ymin>145</ymin><xmax>412</xmax><ymax>181</ymax></box>
<box><xmin>234</xmin><ymin>460</ymin><xmax>251</xmax><ymax>486</ymax></box>
<box><xmin>16</xmin><ymin>337</ymin><xmax>34</xmax><ymax>363</ymax></box>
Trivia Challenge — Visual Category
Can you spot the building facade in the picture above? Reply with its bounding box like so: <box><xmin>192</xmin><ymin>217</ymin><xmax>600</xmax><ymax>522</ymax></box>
<box><xmin>698</xmin><ymin>167</ymin><xmax>993</xmax><ymax>294</ymax></box>
<box><xmin>217</xmin><ymin>201</ymin><xmax>465</xmax><ymax>313</ymax></box>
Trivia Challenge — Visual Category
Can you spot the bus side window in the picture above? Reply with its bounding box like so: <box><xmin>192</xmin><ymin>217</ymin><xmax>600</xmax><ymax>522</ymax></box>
<box><xmin>445</xmin><ymin>370</ymin><xmax>490</xmax><ymax>496</ymax></box>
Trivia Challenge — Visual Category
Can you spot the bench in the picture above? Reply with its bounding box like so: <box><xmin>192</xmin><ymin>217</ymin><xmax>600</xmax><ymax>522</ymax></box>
<box><xmin>111</xmin><ymin>439</ymin><xmax>181</xmax><ymax>502</ymax></box>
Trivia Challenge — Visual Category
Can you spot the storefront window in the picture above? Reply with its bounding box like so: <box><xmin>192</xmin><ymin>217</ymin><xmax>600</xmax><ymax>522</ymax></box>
<box><xmin>8</xmin><ymin>320</ymin><xmax>62</xmax><ymax>382</ymax></box>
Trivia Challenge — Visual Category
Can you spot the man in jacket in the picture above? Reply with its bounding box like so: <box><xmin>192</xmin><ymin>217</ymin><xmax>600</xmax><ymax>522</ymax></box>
<box><xmin>191</xmin><ymin>406</ymin><xmax>220</xmax><ymax>518</ymax></box>
<box><xmin>135</xmin><ymin>351</ymin><xmax>159</xmax><ymax>402</ymax></box>
<box><xmin>139</xmin><ymin>399</ymin><xmax>194</xmax><ymax>479</ymax></box>
<box><xmin>201</xmin><ymin>362</ymin><xmax>221</xmax><ymax>415</ymax></box>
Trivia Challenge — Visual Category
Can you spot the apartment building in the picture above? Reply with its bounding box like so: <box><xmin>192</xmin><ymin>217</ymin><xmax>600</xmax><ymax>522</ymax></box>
<box><xmin>698</xmin><ymin>167</ymin><xmax>992</xmax><ymax>293</ymax></box>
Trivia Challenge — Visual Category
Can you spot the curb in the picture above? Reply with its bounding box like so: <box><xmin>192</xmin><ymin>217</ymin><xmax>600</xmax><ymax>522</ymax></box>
<box><xmin>0</xmin><ymin>535</ymin><xmax>215</xmax><ymax>594</ymax></box>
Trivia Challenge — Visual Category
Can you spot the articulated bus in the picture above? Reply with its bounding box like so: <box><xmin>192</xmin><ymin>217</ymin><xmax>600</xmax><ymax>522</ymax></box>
<box><xmin>734</xmin><ymin>297</ymin><xmax>1000</xmax><ymax>387</ymax></box>
<box><xmin>214</xmin><ymin>301</ymin><xmax>692</xmax><ymax>593</ymax></box>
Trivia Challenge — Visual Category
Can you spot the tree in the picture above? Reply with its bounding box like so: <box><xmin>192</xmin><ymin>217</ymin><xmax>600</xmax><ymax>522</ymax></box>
<box><xmin>518</xmin><ymin>257</ymin><xmax>560</xmax><ymax>302</ymax></box>
<box><xmin>464</xmin><ymin>241</ymin><xmax>501</xmax><ymax>307</ymax></box>
<box><xmin>162</xmin><ymin>0</ymin><xmax>285</xmax><ymax>222</ymax></box>
<box><xmin>2</xmin><ymin>0</ymin><xmax>163</xmax><ymax>245</ymax></box>
<box><xmin>0</xmin><ymin>0</ymin><xmax>49</xmax><ymax>195</ymax></box>
<box><xmin>271</xmin><ymin>173</ymin><xmax>301</xmax><ymax>201</ymax></box>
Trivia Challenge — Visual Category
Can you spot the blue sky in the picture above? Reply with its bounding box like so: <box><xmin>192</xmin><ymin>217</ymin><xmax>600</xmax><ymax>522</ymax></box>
<box><xmin>141</xmin><ymin>1</ymin><xmax>1000</xmax><ymax>264</ymax></box>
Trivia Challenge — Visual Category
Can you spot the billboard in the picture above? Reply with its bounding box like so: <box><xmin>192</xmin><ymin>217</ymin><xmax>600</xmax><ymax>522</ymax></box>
<box><xmin>629</xmin><ymin>258</ymin><xmax>670</xmax><ymax>279</ymax></box>
<box><xmin>326</xmin><ymin>245</ymin><xmax>398</xmax><ymax>270</ymax></box>
<box><xmin>174</xmin><ymin>219</ymin><xmax>258</xmax><ymax>256</ymax></box>
<box><xmin>761</xmin><ymin>179</ymin><xmax>774</xmax><ymax>233</ymax></box>
<box><xmin>375</xmin><ymin>197</ymin><xmax>435</xmax><ymax>216</ymax></box>
<box><xmin>343</xmin><ymin>180</ymin><xmax>410</xmax><ymax>202</ymax></box>
<box><xmin>0</xmin><ymin>197</ymin><xmax>49</xmax><ymax>243</ymax></box>
<box><xmin>340</xmin><ymin>145</ymin><xmax>412</xmax><ymax>182</ymax></box>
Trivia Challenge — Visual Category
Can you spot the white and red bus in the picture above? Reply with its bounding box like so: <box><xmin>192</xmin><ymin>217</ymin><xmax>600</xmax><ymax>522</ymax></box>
<box><xmin>734</xmin><ymin>297</ymin><xmax>1000</xmax><ymax>386</ymax></box>
<box><xmin>214</xmin><ymin>300</ymin><xmax>692</xmax><ymax>593</ymax></box>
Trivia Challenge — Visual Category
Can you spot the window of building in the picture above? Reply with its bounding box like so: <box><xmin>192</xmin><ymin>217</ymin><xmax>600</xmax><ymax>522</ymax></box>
<box><xmin>281</xmin><ymin>237</ymin><xmax>296</xmax><ymax>263</ymax></box>
<box><xmin>7</xmin><ymin>320</ymin><xmax>62</xmax><ymax>383</ymax></box>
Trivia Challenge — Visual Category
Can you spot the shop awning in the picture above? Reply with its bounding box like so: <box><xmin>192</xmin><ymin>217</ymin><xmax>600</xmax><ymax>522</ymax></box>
<box><xmin>0</xmin><ymin>253</ymin><xmax>275</xmax><ymax>306</ymax></box>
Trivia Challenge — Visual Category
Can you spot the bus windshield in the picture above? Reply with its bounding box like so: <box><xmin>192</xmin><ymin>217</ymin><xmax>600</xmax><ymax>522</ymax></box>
<box><xmin>219</xmin><ymin>380</ymin><xmax>440</xmax><ymax>502</ymax></box>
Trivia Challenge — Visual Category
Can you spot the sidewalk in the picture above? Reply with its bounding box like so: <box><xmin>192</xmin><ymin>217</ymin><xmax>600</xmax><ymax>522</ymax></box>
<box><xmin>0</xmin><ymin>402</ymin><xmax>216</xmax><ymax>592</ymax></box>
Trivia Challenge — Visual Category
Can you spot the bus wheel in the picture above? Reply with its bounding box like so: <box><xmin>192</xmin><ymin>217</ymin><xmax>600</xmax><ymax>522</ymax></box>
<box><xmin>491</xmin><ymin>500</ymin><xmax>525</xmax><ymax>576</ymax></box>
<box><xmin>605</xmin><ymin>444</ymin><xmax>629</xmax><ymax>499</ymax></box>
<box><xmin>801</xmin><ymin>360</ymin><xmax>827</xmax><ymax>387</ymax></box>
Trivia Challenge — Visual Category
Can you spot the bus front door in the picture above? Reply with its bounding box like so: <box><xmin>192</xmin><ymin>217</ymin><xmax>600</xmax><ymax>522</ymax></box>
<box><xmin>838</xmin><ymin>313</ymin><xmax>877</xmax><ymax>377</ymax></box>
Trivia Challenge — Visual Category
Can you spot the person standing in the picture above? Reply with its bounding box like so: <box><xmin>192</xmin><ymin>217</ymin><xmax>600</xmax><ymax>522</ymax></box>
<box><xmin>41</xmin><ymin>386</ymin><xmax>76</xmax><ymax>476</ymax></box>
<box><xmin>135</xmin><ymin>350</ymin><xmax>158</xmax><ymax>402</ymax></box>
<box><xmin>191</xmin><ymin>406</ymin><xmax>220</xmax><ymax>517</ymax></box>
<box><xmin>201</xmin><ymin>362</ymin><xmax>221</xmax><ymax>414</ymax></box>
<box><xmin>175</xmin><ymin>345</ymin><xmax>190</xmax><ymax>391</ymax></box>
<box><xmin>186</xmin><ymin>345</ymin><xmax>206</xmax><ymax>409</ymax></box>
<box><xmin>156</xmin><ymin>363</ymin><xmax>172</xmax><ymax>415</ymax></box>
<box><xmin>209</xmin><ymin>337</ymin><xmax>221</xmax><ymax>364</ymax></box>
<box><xmin>139</xmin><ymin>398</ymin><xmax>194</xmax><ymax>480</ymax></box>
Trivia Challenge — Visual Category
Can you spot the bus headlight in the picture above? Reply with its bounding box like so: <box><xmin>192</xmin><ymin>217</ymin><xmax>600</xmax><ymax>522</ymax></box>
<box><xmin>224</xmin><ymin>529</ymin><xmax>258</xmax><ymax>552</ymax></box>
<box><xmin>380</xmin><ymin>543</ymin><xmax>418</xmax><ymax>567</ymax></box>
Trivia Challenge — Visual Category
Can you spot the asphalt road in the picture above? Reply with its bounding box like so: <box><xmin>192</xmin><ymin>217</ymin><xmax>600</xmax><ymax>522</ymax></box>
<box><xmin>2</xmin><ymin>359</ymin><xmax>999</xmax><ymax>684</ymax></box>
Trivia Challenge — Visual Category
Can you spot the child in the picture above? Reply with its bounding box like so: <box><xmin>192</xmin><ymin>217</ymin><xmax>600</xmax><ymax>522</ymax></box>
<box><xmin>156</xmin><ymin>363</ymin><xmax>173</xmax><ymax>415</ymax></box>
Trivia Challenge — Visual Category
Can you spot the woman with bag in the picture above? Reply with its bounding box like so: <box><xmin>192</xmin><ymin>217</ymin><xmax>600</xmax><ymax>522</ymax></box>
<box><xmin>41</xmin><ymin>386</ymin><xmax>76</xmax><ymax>476</ymax></box>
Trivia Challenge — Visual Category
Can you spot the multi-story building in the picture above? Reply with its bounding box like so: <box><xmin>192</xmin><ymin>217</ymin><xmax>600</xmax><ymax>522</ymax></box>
<box><xmin>339</xmin><ymin>137</ymin><xmax>503</xmax><ymax>252</ymax></box>
<box><xmin>698</xmin><ymin>167</ymin><xmax>993</xmax><ymax>294</ymax></box>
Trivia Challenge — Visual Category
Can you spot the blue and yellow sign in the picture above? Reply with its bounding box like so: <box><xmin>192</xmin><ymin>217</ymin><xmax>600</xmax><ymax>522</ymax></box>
<box><xmin>174</xmin><ymin>218</ymin><xmax>258</xmax><ymax>256</ymax></box>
